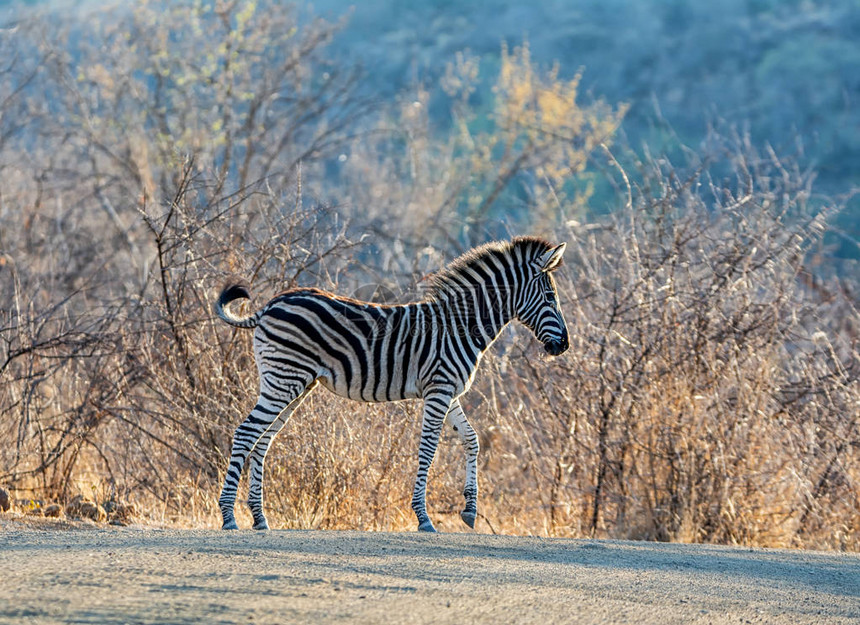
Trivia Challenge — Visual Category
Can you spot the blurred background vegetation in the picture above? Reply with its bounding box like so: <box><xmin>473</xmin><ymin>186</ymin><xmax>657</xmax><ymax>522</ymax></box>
<box><xmin>318</xmin><ymin>0</ymin><xmax>860</xmax><ymax>264</ymax></box>
<box><xmin>0</xmin><ymin>0</ymin><xmax>858</xmax><ymax>548</ymax></box>
<box><xmin>3</xmin><ymin>0</ymin><xmax>858</xmax><ymax>258</ymax></box>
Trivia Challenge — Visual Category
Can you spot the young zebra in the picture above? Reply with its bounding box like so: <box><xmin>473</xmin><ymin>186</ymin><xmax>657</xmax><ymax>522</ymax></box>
<box><xmin>215</xmin><ymin>236</ymin><xmax>569</xmax><ymax>532</ymax></box>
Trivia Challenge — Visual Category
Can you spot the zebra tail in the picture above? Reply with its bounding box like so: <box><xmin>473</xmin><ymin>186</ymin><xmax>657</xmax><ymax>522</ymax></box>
<box><xmin>215</xmin><ymin>281</ymin><xmax>259</xmax><ymax>328</ymax></box>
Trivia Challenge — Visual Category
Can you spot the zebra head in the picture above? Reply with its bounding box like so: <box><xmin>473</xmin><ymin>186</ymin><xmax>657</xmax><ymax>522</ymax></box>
<box><xmin>515</xmin><ymin>242</ymin><xmax>569</xmax><ymax>356</ymax></box>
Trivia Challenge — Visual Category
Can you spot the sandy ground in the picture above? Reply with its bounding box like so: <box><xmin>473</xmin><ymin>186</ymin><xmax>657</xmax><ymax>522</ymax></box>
<box><xmin>1</xmin><ymin>520</ymin><xmax>859</xmax><ymax>624</ymax></box>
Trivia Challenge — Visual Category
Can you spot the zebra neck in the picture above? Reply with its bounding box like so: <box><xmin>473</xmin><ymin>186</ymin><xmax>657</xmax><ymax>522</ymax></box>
<box><xmin>437</xmin><ymin>288</ymin><xmax>514</xmax><ymax>352</ymax></box>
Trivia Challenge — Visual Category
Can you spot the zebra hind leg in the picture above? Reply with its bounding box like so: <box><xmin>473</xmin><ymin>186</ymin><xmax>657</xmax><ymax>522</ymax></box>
<box><xmin>244</xmin><ymin>411</ymin><xmax>288</xmax><ymax>531</ymax></box>
<box><xmin>219</xmin><ymin>381</ymin><xmax>308</xmax><ymax>530</ymax></box>
<box><xmin>446</xmin><ymin>399</ymin><xmax>479</xmax><ymax>529</ymax></box>
<box><xmin>245</xmin><ymin>383</ymin><xmax>316</xmax><ymax>530</ymax></box>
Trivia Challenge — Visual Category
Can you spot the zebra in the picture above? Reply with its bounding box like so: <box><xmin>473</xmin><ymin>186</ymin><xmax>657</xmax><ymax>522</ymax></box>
<box><xmin>215</xmin><ymin>236</ymin><xmax>569</xmax><ymax>532</ymax></box>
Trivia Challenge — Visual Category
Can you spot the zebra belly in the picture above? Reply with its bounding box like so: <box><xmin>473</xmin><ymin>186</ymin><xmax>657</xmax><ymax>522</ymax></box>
<box><xmin>316</xmin><ymin>365</ymin><xmax>420</xmax><ymax>402</ymax></box>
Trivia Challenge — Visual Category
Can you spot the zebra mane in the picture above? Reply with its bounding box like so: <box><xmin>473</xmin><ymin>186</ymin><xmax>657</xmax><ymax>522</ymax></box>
<box><xmin>425</xmin><ymin>236</ymin><xmax>555</xmax><ymax>300</ymax></box>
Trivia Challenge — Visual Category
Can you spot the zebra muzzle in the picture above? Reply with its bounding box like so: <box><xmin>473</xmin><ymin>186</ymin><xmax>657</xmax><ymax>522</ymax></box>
<box><xmin>543</xmin><ymin>337</ymin><xmax>569</xmax><ymax>356</ymax></box>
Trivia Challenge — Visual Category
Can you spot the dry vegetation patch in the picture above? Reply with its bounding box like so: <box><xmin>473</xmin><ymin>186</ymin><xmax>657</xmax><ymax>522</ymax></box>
<box><xmin>0</xmin><ymin>0</ymin><xmax>857</xmax><ymax>549</ymax></box>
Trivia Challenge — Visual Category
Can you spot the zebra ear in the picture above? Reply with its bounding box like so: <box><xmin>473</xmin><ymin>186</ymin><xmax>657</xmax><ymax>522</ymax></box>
<box><xmin>538</xmin><ymin>243</ymin><xmax>566</xmax><ymax>272</ymax></box>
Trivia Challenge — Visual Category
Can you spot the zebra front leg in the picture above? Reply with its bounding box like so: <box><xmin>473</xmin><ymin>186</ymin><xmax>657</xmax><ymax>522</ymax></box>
<box><xmin>246</xmin><ymin>384</ymin><xmax>315</xmax><ymax>530</ymax></box>
<box><xmin>446</xmin><ymin>398</ymin><xmax>479</xmax><ymax>529</ymax></box>
<box><xmin>412</xmin><ymin>387</ymin><xmax>454</xmax><ymax>532</ymax></box>
<box><xmin>219</xmin><ymin>381</ymin><xmax>306</xmax><ymax>530</ymax></box>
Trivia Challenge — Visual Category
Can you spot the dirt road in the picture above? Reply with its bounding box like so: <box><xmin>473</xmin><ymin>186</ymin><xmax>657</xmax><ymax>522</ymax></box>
<box><xmin>1</xmin><ymin>522</ymin><xmax>858</xmax><ymax>624</ymax></box>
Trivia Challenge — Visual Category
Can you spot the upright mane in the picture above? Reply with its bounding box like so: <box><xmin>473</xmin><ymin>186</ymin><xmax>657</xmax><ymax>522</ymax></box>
<box><xmin>425</xmin><ymin>236</ymin><xmax>554</xmax><ymax>300</ymax></box>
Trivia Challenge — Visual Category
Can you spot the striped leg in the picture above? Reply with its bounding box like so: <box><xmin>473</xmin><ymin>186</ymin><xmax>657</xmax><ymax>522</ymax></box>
<box><xmin>219</xmin><ymin>379</ymin><xmax>310</xmax><ymax>530</ymax></box>
<box><xmin>246</xmin><ymin>383</ymin><xmax>316</xmax><ymax>530</ymax></box>
<box><xmin>446</xmin><ymin>398</ymin><xmax>479</xmax><ymax>529</ymax></box>
<box><xmin>412</xmin><ymin>387</ymin><xmax>454</xmax><ymax>532</ymax></box>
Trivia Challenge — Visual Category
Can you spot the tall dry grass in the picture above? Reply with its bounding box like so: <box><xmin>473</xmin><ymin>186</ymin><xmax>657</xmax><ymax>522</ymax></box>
<box><xmin>0</xmin><ymin>1</ymin><xmax>857</xmax><ymax>549</ymax></box>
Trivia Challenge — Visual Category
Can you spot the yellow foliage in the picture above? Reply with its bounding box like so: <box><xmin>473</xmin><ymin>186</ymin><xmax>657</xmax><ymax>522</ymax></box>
<box><xmin>458</xmin><ymin>41</ymin><xmax>627</xmax><ymax>226</ymax></box>
<box><xmin>359</xmin><ymin>39</ymin><xmax>627</xmax><ymax>236</ymax></box>
<box><xmin>441</xmin><ymin>51</ymin><xmax>480</xmax><ymax>100</ymax></box>
<box><xmin>235</xmin><ymin>0</ymin><xmax>257</xmax><ymax>32</ymax></box>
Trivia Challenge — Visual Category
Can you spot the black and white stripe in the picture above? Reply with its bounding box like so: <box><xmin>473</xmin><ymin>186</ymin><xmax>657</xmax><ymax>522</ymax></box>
<box><xmin>216</xmin><ymin>236</ymin><xmax>569</xmax><ymax>532</ymax></box>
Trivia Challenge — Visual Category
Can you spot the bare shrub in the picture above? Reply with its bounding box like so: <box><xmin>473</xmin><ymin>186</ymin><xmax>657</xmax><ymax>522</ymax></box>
<box><xmin>465</xmin><ymin>132</ymin><xmax>859</xmax><ymax>548</ymax></box>
<box><xmin>0</xmin><ymin>0</ymin><xmax>368</xmax><ymax>521</ymax></box>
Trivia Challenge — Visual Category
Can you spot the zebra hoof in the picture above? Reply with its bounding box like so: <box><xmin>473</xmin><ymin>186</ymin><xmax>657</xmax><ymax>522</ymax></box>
<box><xmin>253</xmin><ymin>520</ymin><xmax>270</xmax><ymax>531</ymax></box>
<box><xmin>222</xmin><ymin>519</ymin><xmax>239</xmax><ymax>530</ymax></box>
<box><xmin>417</xmin><ymin>520</ymin><xmax>437</xmax><ymax>533</ymax></box>
<box><xmin>460</xmin><ymin>510</ymin><xmax>476</xmax><ymax>529</ymax></box>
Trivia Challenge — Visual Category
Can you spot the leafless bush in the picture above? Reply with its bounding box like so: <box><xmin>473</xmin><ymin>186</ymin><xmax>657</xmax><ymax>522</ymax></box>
<box><xmin>0</xmin><ymin>0</ymin><xmax>370</xmax><ymax>519</ymax></box>
<box><xmin>462</xmin><ymin>132</ymin><xmax>859</xmax><ymax>548</ymax></box>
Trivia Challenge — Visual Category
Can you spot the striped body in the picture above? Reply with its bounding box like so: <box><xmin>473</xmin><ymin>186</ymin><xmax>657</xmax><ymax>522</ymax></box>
<box><xmin>256</xmin><ymin>290</ymin><xmax>495</xmax><ymax>403</ymax></box>
<box><xmin>216</xmin><ymin>237</ymin><xmax>569</xmax><ymax>532</ymax></box>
